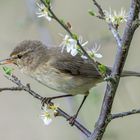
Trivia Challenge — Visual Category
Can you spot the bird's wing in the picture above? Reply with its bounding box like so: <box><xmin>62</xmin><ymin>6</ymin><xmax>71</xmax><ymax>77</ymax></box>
<box><xmin>50</xmin><ymin>50</ymin><xmax>105</xmax><ymax>78</ymax></box>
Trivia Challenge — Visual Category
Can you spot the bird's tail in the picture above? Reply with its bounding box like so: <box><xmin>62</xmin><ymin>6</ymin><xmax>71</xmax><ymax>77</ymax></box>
<box><xmin>121</xmin><ymin>70</ymin><xmax>140</xmax><ymax>77</ymax></box>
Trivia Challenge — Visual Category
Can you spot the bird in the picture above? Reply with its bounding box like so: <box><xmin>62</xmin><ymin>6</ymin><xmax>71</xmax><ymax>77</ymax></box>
<box><xmin>0</xmin><ymin>40</ymin><xmax>140</xmax><ymax>124</ymax></box>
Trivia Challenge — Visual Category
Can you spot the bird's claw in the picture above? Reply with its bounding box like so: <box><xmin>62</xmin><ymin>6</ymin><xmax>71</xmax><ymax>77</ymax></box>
<box><xmin>67</xmin><ymin>114</ymin><xmax>77</xmax><ymax>126</ymax></box>
<box><xmin>41</xmin><ymin>97</ymin><xmax>53</xmax><ymax>109</ymax></box>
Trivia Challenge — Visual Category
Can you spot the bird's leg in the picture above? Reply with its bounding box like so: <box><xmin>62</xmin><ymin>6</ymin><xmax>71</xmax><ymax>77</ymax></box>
<box><xmin>41</xmin><ymin>93</ymin><xmax>88</xmax><ymax>126</ymax></box>
<box><xmin>41</xmin><ymin>94</ymin><xmax>73</xmax><ymax>108</ymax></box>
<box><xmin>68</xmin><ymin>95</ymin><xmax>88</xmax><ymax>126</ymax></box>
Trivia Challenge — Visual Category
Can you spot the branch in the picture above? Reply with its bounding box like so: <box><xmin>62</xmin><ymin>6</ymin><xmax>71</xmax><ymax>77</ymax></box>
<box><xmin>1</xmin><ymin>74</ymin><xmax>91</xmax><ymax>137</ymax></box>
<box><xmin>92</xmin><ymin>0</ymin><xmax>105</xmax><ymax>17</ymax></box>
<box><xmin>132</xmin><ymin>19</ymin><xmax>140</xmax><ymax>30</ymax></box>
<box><xmin>111</xmin><ymin>109</ymin><xmax>140</xmax><ymax>120</ymax></box>
<box><xmin>89</xmin><ymin>0</ymin><xmax>140</xmax><ymax>140</ymax></box>
<box><xmin>0</xmin><ymin>86</ymin><xmax>23</xmax><ymax>92</ymax></box>
<box><xmin>108</xmin><ymin>23</ymin><xmax>122</xmax><ymax>48</ymax></box>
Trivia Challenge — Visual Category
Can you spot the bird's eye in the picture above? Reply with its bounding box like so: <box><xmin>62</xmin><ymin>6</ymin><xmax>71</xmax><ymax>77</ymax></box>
<box><xmin>17</xmin><ymin>54</ymin><xmax>22</xmax><ymax>59</ymax></box>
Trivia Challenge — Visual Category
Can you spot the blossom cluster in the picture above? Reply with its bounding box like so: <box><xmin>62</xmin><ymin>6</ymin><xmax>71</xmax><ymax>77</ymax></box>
<box><xmin>41</xmin><ymin>104</ymin><xmax>58</xmax><ymax>126</ymax></box>
<box><xmin>104</xmin><ymin>8</ymin><xmax>127</xmax><ymax>25</ymax></box>
<box><xmin>36</xmin><ymin>3</ymin><xmax>52</xmax><ymax>21</ymax></box>
<box><xmin>59</xmin><ymin>34</ymin><xmax>102</xmax><ymax>61</ymax></box>
<box><xmin>60</xmin><ymin>34</ymin><xmax>88</xmax><ymax>56</ymax></box>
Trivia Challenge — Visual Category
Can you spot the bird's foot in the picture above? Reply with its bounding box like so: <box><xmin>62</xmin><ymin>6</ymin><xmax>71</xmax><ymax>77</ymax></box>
<box><xmin>41</xmin><ymin>97</ymin><xmax>54</xmax><ymax>109</ymax></box>
<box><xmin>67</xmin><ymin>114</ymin><xmax>77</xmax><ymax>126</ymax></box>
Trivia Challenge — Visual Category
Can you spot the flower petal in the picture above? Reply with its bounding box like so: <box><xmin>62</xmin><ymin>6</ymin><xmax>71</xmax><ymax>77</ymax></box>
<box><xmin>41</xmin><ymin>117</ymin><xmax>52</xmax><ymax>125</ymax></box>
<box><xmin>71</xmin><ymin>48</ymin><xmax>78</xmax><ymax>56</ymax></box>
<box><xmin>81</xmin><ymin>55</ymin><xmax>88</xmax><ymax>59</ymax></box>
<box><xmin>82</xmin><ymin>41</ymin><xmax>88</xmax><ymax>47</ymax></box>
<box><xmin>94</xmin><ymin>53</ymin><xmax>103</xmax><ymax>58</ymax></box>
<box><xmin>46</xmin><ymin>16</ymin><xmax>52</xmax><ymax>21</ymax></box>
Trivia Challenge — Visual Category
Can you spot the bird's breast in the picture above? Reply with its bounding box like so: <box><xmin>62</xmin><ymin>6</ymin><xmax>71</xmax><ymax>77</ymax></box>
<box><xmin>30</xmin><ymin>65</ymin><xmax>101</xmax><ymax>95</ymax></box>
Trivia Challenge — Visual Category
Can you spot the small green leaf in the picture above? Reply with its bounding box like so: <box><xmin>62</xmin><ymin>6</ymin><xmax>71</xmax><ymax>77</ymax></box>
<box><xmin>45</xmin><ymin>0</ymin><xmax>51</xmax><ymax>5</ymax></box>
<box><xmin>60</xmin><ymin>19</ymin><xmax>65</xmax><ymax>25</ymax></box>
<box><xmin>72</xmin><ymin>33</ymin><xmax>78</xmax><ymax>40</ymax></box>
<box><xmin>88</xmin><ymin>10</ymin><xmax>96</xmax><ymax>16</ymax></box>
<box><xmin>77</xmin><ymin>46</ymin><xmax>83</xmax><ymax>55</ymax></box>
<box><xmin>98</xmin><ymin>64</ymin><xmax>106</xmax><ymax>75</ymax></box>
<box><xmin>3</xmin><ymin>66</ymin><xmax>14</xmax><ymax>75</ymax></box>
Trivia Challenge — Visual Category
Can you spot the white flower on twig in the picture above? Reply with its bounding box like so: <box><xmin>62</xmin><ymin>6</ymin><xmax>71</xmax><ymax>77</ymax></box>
<box><xmin>40</xmin><ymin>104</ymin><xmax>59</xmax><ymax>126</ymax></box>
<box><xmin>40</xmin><ymin>106</ymin><xmax>52</xmax><ymax>126</ymax></box>
<box><xmin>78</xmin><ymin>36</ymin><xmax>88</xmax><ymax>47</ymax></box>
<box><xmin>81</xmin><ymin>43</ymin><xmax>102</xmax><ymax>61</ymax></box>
<box><xmin>113</xmin><ymin>8</ymin><xmax>127</xmax><ymax>23</ymax></box>
<box><xmin>60</xmin><ymin>34</ymin><xmax>78</xmax><ymax>56</ymax></box>
<box><xmin>36</xmin><ymin>3</ymin><xmax>52</xmax><ymax>21</ymax></box>
<box><xmin>47</xmin><ymin>104</ymin><xmax>59</xmax><ymax>114</ymax></box>
<box><xmin>60</xmin><ymin>34</ymin><xmax>88</xmax><ymax>56</ymax></box>
<box><xmin>104</xmin><ymin>8</ymin><xmax>127</xmax><ymax>25</ymax></box>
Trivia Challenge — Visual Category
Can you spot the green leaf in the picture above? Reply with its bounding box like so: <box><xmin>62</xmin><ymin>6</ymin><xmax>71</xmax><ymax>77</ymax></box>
<box><xmin>2</xmin><ymin>66</ymin><xmax>14</xmax><ymax>75</ymax></box>
<box><xmin>98</xmin><ymin>64</ymin><xmax>106</xmax><ymax>75</ymax></box>
<box><xmin>60</xmin><ymin>19</ymin><xmax>65</xmax><ymax>25</ymax></box>
<box><xmin>88</xmin><ymin>10</ymin><xmax>96</xmax><ymax>16</ymax></box>
<box><xmin>72</xmin><ymin>33</ymin><xmax>78</xmax><ymax>40</ymax></box>
<box><xmin>45</xmin><ymin>0</ymin><xmax>51</xmax><ymax>5</ymax></box>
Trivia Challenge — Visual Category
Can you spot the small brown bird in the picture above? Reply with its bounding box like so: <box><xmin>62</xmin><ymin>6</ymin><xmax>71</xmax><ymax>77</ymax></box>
<box><xmin>1</xmin><ymin>40</ymin><xmax>140</xmax><ymax>124</ymax></box>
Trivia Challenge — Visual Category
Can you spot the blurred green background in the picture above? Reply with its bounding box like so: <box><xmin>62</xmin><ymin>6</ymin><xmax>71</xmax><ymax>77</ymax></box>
<box><xmin>0</xmin><ymin>0</ymin><xmax>140</xmax><ymax>140</ymax></box>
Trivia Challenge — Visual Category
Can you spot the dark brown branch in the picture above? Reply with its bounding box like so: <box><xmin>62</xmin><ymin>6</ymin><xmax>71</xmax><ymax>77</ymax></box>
<box><xmin>5</xmin><ymin>75</ymin><xmax>42</xmax><ymax>100</ymax></box>
<box><xmin>89</xmin><ymin>0</ymin><xmax>140</xmax><ymax>140</ymax></box>
<box><xmin>0</xmin><ymin>86</ymin><xmax>23</xmax><ymax>92</ymax></box>
<box><xmin>111</xmin><ymin>109</ymin><xmax>140</xmax><ymax>120</ymax></box>
<box><xmin>92</xmin><ymin>0</ymin><xmax>105</xmax><ymax>17</ymax></box>
<box><xmin>1</xmin><ymin>74</ymin><xmax>91</xmax><ymax>137</ymax></box>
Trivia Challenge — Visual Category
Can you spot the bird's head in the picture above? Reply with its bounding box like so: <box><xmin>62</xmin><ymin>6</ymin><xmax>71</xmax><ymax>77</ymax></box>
<box><xmin>0</xmin><ymin>40</ymin><xmax>48</xmax><ymax>72</ymax></box>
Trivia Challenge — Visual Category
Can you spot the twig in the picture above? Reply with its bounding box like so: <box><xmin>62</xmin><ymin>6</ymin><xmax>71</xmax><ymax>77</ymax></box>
<box><xmin>132</xmin><ymin>19</ymin><xmax>140</xmax><ymax>30</ymax></box>
<box><xmin>92</xmin><ymin>0</ymin><xmax>105</xmax><ymax>17</ymax></box>
<box><xmin>111</xmin><ymin>109</ymin><xmax>140</xmax><ymax>120</ymax></box>
<box><xmin>0</xmin><ymin>87</ymin><xmax>23</xmax><ymax>92</ymax></box>
<box><xmin>108</xmin><ymin>23</ymin><xmax>122</xmax><ymax>48</ymax></box>
<box><xmin>2</xmin><ymin>74</ymin><xmax>91</xmax><ymax>137</ymax></box>
<box><xmin>5</xmin><ymin>75</ymin><xmax>42</xmax><ymax>100</ymax></box>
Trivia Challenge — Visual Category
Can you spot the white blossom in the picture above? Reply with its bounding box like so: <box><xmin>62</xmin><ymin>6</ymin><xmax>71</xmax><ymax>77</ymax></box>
<box><xmin>104</xmin><ymin>8</ymin><xmax>114</xmax><ymax>23</ymax></box>
<box><xmin>60</xmin><ymin>34</ymin><xmax>88</xmax><ymax>56</ymax></box>
<box><xmin>90</xmin><ymin>43</ymin><xmax>102</xmax><ymax>58</ymax></box>
<box><xmin>78</xmin><ymin>36</ymin><xmax>88</xmax><ymax>47</ymax></box>
<box><xmin>40</xmin><ymin>107</ymin><xmax>52</xmax><ymax>126</ymax></box>
<box><xmin>114</xmin><ymin>8</ymin><xmax>127</xmax><ymax>23</ymax></box>
<box><xmin>81</xmin><ymin>43</ymin><xmax>102</xmax><ymax>60</ymax></box>
<box><xmin>40</xmin><ymin>104</ymin><xmax>58</xmax><ymax>126</ymax></box>
<box><xmin>104</xmin><ymin>8</ymin><xmax>127</xmax><ymax>24</ymax></box>
<box><xmin>36</xmin><ymin>3</ymin><xmax>52</xmax><ymax>21</ymax></box>
<box><xmin>60</xmin><ymin>34</ymin><xmax>77</xmax><ymax>56</ymax></box>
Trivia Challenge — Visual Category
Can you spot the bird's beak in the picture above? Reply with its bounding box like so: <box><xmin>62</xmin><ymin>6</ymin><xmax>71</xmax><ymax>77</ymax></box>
<box><xmin>0</xmin><ymin>58</ymin><xmax>14</xmax><ymax>65</ymax></box>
